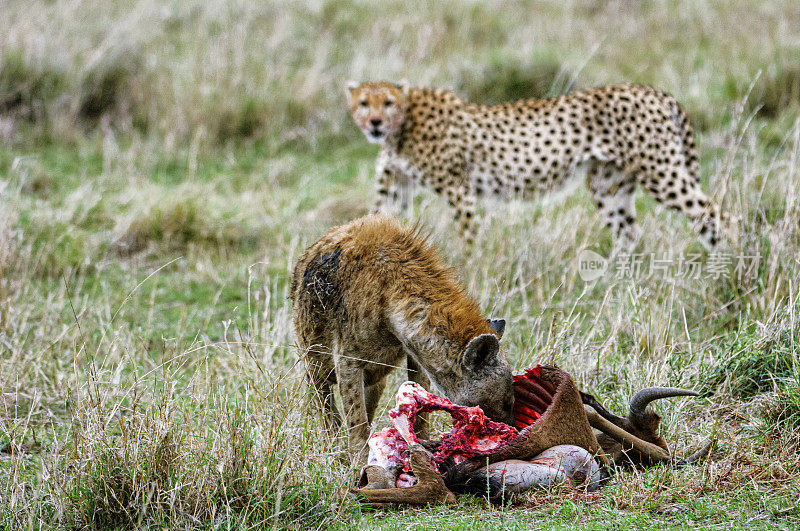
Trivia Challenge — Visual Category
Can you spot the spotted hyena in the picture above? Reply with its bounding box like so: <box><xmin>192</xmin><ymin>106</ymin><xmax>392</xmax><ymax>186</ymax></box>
<box><xmin>291</xmin><ymin>215</ymin><xmax>515</xmax><ymax>458</ymax></box>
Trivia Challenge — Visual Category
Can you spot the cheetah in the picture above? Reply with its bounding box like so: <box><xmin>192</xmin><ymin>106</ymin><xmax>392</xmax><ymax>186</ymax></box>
<box><xmin>347</xmin><ymin>81</ymin><xmax>730</xmax><ymax>249</ymax></box>
<box><xmin>291</xmin><ymin>215</ymin><xmax>515</xmax><ymax>459</ymax></box>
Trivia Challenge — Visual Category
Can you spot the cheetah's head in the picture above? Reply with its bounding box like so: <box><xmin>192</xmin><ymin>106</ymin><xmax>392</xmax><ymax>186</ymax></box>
<box><xmin>346</xmin><ymin>81</ymin><xmax>408</xmax><ymax>143</ymax></box>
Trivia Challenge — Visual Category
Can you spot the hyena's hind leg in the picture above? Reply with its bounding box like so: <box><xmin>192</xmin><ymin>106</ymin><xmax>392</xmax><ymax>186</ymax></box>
<box><xmin>334</xmin><ymin>354</ymin><xmax>373</xmax><ymax>460</ymax></box>
<box><xmin>364</xmin><ymin>378</ymin><xmax>387</xmax><ymax>425</ymax></box>
<box><xmin>586</xmin><ymin>159</ymin><xmax>642</xmax><ymax>250</ymax></box>
<box><xmin>302</xmin><ymin>339</ymin><xmax>342</xmax><ymax>430</ymax></box>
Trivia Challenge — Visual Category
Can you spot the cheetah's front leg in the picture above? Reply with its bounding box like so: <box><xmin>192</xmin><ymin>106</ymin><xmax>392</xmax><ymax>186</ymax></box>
<box><xmin>372</xmin><ymin>156</ymin><xmax>393</xmax><ymax>215</ymax></box>
<box><xmin>442</xmin><ymin>179</ymin><xmax>477</xmax><ymax>245</ymax></box>
<box><xmin>372</xmin><ymin>157</ymin><xmax>411</xmax><ymax>217</ymax></box>
<box><xmin>394</xmin><ymin>172</ymin><xmax>414</xmax><ymax>218</ymax></box>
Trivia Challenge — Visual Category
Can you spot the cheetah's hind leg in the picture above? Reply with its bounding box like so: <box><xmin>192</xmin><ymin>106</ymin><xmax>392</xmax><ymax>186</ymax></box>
<box><xmin>586</xmin><ymin>159</ymin><xmax>642</xmax><ymax>253</ymax></box>
<box><xmin>693</xmin><ymin>201</ymin><xmax>734</xmax><ymax>250</ymax></box>
<box><xmin>643</xmin><ymin>173</ymin><xmax>735</xmax><ymax>250</ymax></box>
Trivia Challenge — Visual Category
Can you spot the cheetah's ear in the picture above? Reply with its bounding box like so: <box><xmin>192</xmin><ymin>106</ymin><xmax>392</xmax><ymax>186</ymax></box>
<box><xmin>464</xmin><ymin>334</ymin><xmax>500</xmax><ymax>367</ymax></box>
<box><xmin>488</xmin><ymin>318</ymin><xmax>505</xmax><ymax>339</ymax></box>
<box><xmin>395</xmin><ymin>79</ymin><xmax>409</xmax><ymax>95</ymax></box>
<box><xmin>346</xmin><ymin>80</ymin><xmax>360</xmax><ymax>94</ymax></box>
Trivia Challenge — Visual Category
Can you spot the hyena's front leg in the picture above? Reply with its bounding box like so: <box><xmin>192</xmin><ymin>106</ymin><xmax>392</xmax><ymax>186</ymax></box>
<box><xmin>335</xmin><ymin>358</ymin><xmax>370</xmax><ymax>458</ymax></box>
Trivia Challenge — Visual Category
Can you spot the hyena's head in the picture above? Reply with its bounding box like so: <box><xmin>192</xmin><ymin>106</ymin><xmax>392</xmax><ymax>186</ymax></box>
<box><xmin>346</xmin><ymin>80</ymin><xmax>408</xmax><ymax>143</ymax></box>
<box><xmin>453</xmin><ymin>322</ymin><xmax>516</xmax><ymax>426</ymax></box>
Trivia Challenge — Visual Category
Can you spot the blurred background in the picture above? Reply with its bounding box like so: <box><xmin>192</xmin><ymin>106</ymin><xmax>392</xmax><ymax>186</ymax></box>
<box><xmin>2</xmin><ymin>0</ymin><xmax>798</xmax><ymax>259</ymax></box>
<box><xmin>3</xmin><ymin>1</ymin><xmax>798</xmax><ymax>153</ymax></box>
<box><xmin>1</xmin><ymin>0</ymin><xmax>797</xmax><ymax>282</ymax></box>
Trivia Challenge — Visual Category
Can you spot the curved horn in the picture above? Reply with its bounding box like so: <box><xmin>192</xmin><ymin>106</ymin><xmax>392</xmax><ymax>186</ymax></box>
<box><xmin>581</xmin><ymin>391</ymin><xmax>625</xmax><ymax>424</ymax></box>
<box><xmin>675</xmin><ymin>440</ymin><xmax>714</xmax><ymax>467</ymax></box>
<box><xmin>629</xmin><ymin>387</ymin><xmax>698</xmax><ymax>421</ymax></box>
<box><xmin>585</xmin><ymin>409</ymin><xmax>670</xmax><ymax>463</ymax></box>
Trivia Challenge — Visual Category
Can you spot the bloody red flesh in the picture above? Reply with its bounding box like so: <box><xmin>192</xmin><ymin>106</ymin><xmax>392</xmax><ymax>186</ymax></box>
<box><xmin>388</xmin><ymin>382</ymin><xmax>518</xmax><ymax>466</ymax></box>
<box><xmin>378</xmin><ymin>366</ymin><xmax>555</xmax><ymax>470</ymax></box>
<box><xmin>513</xmin><ymin>366</ymin><xmax>556</xmax><ymax>429</ymax></box>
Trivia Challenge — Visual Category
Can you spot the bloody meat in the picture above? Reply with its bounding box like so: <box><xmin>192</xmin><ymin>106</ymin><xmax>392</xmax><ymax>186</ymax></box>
<box><xmin>371</xmin><ymin>365</ymin><xmax>556</xmax><ymax>476</ymax></box>
<box><xmin>388</xmin><ymin>382</ymin><xmax>518</xmax><ymax>467</ymax></box>
<box><xmin>512</xmin><ymin>365</ymin><xmax>557</xmax><ymax>429</ymax></box>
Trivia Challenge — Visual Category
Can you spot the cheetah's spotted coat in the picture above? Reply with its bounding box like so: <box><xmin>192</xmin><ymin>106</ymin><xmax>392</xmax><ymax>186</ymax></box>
<box><xmin>347</xmin><ymin>81</ymin><xmax>730</xmax><ymax>248</ymax></box>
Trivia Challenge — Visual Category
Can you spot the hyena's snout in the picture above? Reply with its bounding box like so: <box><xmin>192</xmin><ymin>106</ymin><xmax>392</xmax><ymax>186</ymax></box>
<box><xmin>480</xmin><ymin>388</ymin><xmax>516</xmax><ymax>426</ymax></box>
<box><xmin>459</xmin><ymin>333</ymin><xmax>516</xmax><ymax>426</ymax></box>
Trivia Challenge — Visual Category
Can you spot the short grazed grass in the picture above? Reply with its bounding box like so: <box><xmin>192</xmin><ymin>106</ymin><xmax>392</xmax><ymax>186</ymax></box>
<box><xmin>1</xmin><ymin>0</ymin><xmax>800</xmax><ymax>528</ymax></box>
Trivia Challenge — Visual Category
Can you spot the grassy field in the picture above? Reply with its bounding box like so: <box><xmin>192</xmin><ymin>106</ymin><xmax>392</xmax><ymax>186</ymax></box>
<box><xmin>1</xmin><ymin>0</ymin><xmax>800</xmax><ymax>528</ymax></box>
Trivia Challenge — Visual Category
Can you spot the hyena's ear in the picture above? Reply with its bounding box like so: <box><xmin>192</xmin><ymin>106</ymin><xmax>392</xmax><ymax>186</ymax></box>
<box><xmin>464</xmin><ymin>334</ymin><xmax>500</xmax><ymax>367</ymax></box>
<box><xmin>487</xmin><ymin>318</ymin><xmax>505</xmax><ymax>339</ymax></box>
<box><xmin>346</xmin><ymin>80</ymin><xmax>360</xmax><ymax>95</ymax></box>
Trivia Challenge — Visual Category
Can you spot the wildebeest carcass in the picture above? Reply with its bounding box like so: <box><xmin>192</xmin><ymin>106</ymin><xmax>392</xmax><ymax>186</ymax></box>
<box><xmin>355</xmin><ymin>365</ymin><xmax>711</xmax><ymax>505</ymax></box>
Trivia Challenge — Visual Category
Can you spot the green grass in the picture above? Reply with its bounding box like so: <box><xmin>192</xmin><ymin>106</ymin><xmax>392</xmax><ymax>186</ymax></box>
<box><xmin>2</xmin><ymin>0</ymin><xmax>800</xmax><ymax>528</ymax></box>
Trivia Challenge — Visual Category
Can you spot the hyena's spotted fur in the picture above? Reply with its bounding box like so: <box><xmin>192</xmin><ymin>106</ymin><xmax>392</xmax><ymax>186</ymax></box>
<box><xmin>290</xmin><ymin>215</ymin><xmax>515</xmax><ymax>458</ymax></box>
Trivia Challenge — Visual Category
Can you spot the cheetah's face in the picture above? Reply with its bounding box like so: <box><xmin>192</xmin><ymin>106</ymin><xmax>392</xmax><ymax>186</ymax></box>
<box><xmin>347</xmin><ymin>81</ymin><xmax>407</xmax><ymax>143</ymax></box>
